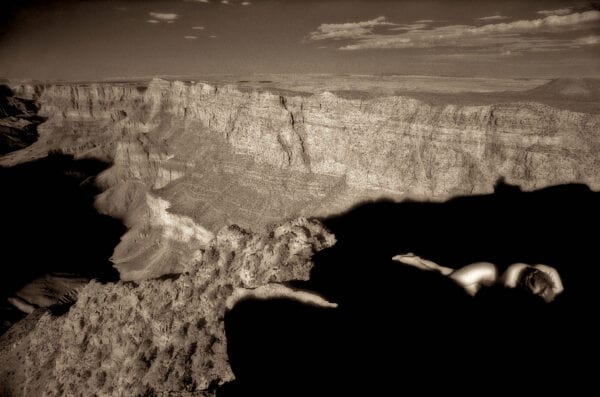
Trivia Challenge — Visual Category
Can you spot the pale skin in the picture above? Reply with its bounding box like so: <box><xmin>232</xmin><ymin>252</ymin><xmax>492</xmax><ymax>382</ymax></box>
<box><xmin>226</xmin><ymin>283</ymin><xmax>338</xmax><ymax>311</ymax></box>
<box><xmin>392</xmin><ymin>253</ymin><xmax>564</xmax><ymax>302</ymax></box>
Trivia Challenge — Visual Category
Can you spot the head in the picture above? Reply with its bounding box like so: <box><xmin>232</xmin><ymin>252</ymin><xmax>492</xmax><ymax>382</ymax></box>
<box><xmin>517</xmin><ymin>267</ymin><xmax>557</xmax><ymax>302</ymax></box>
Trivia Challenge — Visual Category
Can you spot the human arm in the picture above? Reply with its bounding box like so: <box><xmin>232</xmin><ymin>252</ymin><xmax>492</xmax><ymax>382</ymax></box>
<box><xmin>225</xmin><ymin>283</ymin><xmax>338</xmax><ymax>311</ymax></box>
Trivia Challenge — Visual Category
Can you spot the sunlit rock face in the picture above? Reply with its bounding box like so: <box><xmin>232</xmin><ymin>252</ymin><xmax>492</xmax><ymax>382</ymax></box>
<box><xmin>3</xmin><ymin>78</ymin><xmax>598</xmax><ymax>280</ymax></box>
<box><xmin>0</xmin><ymin>218</ymin><xmax>335</xmax><ymax>397</ymax></box>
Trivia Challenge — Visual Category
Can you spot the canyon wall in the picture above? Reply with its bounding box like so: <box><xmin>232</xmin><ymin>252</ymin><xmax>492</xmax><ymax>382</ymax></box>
<box><xmin>3</xmin><ymin>79</ymin><xmax>599</xmax><ymax>280</ymax></box>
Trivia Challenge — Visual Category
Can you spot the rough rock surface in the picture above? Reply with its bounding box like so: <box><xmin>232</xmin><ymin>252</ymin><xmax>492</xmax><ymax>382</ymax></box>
<box><xmin>0</xmin><ymin>218</ymin><xmax>335</xmax><ymax>396</ymax></box>
<box><xmin>0</xmin><ymin>84</ymin><xmax>43</xmax><ymax>155</ymax></box>
<box><xmin>2</xmin><ymin>78</ymin><xmax>598</xmax><ymax>280</ymax></box>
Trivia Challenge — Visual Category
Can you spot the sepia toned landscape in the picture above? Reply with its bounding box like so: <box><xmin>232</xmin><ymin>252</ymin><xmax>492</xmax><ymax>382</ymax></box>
<box><xmin>1</xmin><ymin>1</ymin><xmax>599</xmax><ymax>396</ymax></box>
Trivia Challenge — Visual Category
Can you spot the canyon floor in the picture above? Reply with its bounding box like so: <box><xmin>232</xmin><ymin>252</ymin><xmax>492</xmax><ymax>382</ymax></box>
<box><xmin>0</xmin><ymin>75</ymin><xmax>598</xmax><ymax>396</ymax></box>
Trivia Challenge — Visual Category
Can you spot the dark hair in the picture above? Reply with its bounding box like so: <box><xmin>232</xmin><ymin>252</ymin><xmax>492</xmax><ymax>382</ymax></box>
<box><xmin>517</xmin><ymin>267</ymin><xmax>555</xmax><ymax>301</ymax></box>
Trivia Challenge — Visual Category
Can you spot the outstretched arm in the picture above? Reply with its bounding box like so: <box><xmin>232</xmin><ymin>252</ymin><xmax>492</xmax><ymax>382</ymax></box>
<box><xmin>392</xmin><ymin>253</ymin><xmax>498</xmax><ymax>296</ymax></box>
<box><xmin>226</xmin><ymin>283</ymin><xmax>338</xmax><ymax>311</ymax></box>
<box><xmin>392</xmin><ymin>253</ymin><xmax>454</xmax><ymax>276</ymax></box>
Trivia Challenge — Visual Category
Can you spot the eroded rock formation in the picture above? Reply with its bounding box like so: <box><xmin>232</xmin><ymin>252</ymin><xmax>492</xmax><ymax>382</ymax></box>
<box><xmin>0</xmin><ymin>218</ymin><xmax>335</xmax><ymax>396</ymax></box>
<box><xmin>2</xmin><ymin>78</ymin><xmax>598</xmax><ymax>280</ymax></box>
<box><xmin>0</xmin><ymin>84</ymin><xmax>43</xmax><ymax>155</ymax></box>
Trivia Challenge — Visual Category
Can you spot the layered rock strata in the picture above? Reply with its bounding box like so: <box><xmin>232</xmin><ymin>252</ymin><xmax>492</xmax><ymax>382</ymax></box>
<box><xmin>2</xmin><ymin>79</ymin><xmax>598</xmax><ymax>280</ymax></box>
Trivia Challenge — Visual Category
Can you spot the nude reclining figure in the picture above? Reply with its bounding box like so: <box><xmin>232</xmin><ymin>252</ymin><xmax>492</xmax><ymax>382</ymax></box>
<box><xmin>392</xmin><ymin>253</ymin><xmax>564</xmax><ymax>302</ymax></box>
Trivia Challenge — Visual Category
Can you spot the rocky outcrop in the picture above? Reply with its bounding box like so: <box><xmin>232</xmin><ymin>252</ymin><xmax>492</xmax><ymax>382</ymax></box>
<box><xmin>0</xmin><ymin>84</ymin><xmax>43</xmax><ymax>155</ymax></box>
<box><xmin>2</xmin><ymin>78</ymin><xmax>599</xmax><ymax>280</ymax></box>
<box><xmin>0</xmin><ymin>218</ymin><xmax>336</xmax><ymax>397</ymax></box>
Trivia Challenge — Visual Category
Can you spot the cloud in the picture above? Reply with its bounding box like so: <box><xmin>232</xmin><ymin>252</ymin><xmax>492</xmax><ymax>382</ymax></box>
<box><xmin>537</xmin><ymin>8</ymin><xmax>572</xmax><ymax>16</ymax></box>
<box><xmin>414</xmin><ymin>19</ymin><xmax>434</xmax><ymax>23</ymax></box>
<box><xmin>307</xmin><ymin>10</ymin><xmax>600</xmax><ymax>53</ymax></box>
<box><xmin>192</xmin><ymin>26</ymin><xmax>205</xmax><ymax>30</ymax></box>
<box><xmin>574</xmin><ymin>35</ymin><xmax>600</xmax><ymax>45</ymax></box>
<box><xmin>184</xmin><ymin>35</ymin><xmax>198</xmax><ymax>39</ymax></box>
<box><xmin>388</xmin><ymin>23</ymin><xmax>430</xmax><ymax>31</ymax></box>
<box><xmin>242</xmin><ymin>1</ymin><xmax>252</xmax><ymax>5</ymax></box>
<box><xmin>221</xmin><ymin>0</ymin><xmax>229</xmax><ymax>4</ymax></box>
<box><xmin>476</xmin><ymin>15</ymin><xmax>507</xmax><ymax>21</ymax></box>
<box><xmin>147</xmin><ymin>20</ymin><xmax>159</xmax><ymax>24</ymax></box>
<box><xmin>308</xmin><ymin>16</ymin><xmax>395</xmax><ymax>41</ymax></box>
<box><xmin>149</xmin><ymin>12</ymin><xmax>179</xmax><ymax>22</ymax></box>
<box><xmin>210</xmin><ymin>35</ymin><xmax>217</xmax><ymax>38</ymax></box>
<box><xmin>184</xmin><ymin>0</ymin><xmax>210</xmax><ymax>3</ymax></box>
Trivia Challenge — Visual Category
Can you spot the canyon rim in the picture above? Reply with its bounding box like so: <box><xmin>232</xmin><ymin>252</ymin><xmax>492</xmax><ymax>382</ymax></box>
<box><xmin>1</xmin><ymin>1</ymin><xmax>599</xmax><ymax>396</ymax></box>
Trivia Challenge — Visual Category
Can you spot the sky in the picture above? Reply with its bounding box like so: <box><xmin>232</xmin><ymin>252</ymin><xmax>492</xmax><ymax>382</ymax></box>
<box><xmin>0</xmin><ymin>0</ymin><xmax>599</xmax><ymax>80</ymax></box>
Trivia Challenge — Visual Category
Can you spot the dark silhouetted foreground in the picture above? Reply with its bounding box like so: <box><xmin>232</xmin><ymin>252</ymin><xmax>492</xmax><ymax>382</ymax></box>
<box><xmin>221</xmin><ymin>182</ymin><xmax>598</xmax><ymax>396</ymax></box>
<box><xmin>0</xmin><ymin>153</ymin><xmax>124</xmax><ymax>332</ymax></box>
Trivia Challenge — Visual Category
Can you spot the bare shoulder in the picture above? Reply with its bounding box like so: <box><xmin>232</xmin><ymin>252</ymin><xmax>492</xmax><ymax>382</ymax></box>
<box><xmin>501</xmin><ymin>263</ymin><xmax>530</xmax><ymax>288</ymax></box>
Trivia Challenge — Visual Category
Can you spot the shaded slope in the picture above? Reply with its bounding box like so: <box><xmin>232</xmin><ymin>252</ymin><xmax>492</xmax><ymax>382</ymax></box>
<box><xmin>0</xmin><ymin>153</ymin><xmax>124</xmax><ymax>333</ymax></box>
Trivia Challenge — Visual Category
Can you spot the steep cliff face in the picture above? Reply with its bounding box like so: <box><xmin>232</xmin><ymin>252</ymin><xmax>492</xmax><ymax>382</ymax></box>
<box><xmin>0</xmin><ymin>218</ymin><xmax>335</xmax><ymax>397</ymax></box>
<box><xmin>0</xmin><ymin>85</ymin><xmax>43</xmax><ymax>155</ymax></box>
<box><xmin>3</xmin><ymin>79</ymin><xmax>599</xmax><ymax>279</ymax></box>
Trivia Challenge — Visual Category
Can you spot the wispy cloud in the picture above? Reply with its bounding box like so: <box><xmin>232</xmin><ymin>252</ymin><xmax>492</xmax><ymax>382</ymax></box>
<box><xmin>184</xmin><ymin>35</ymin><xmax>198</xmax><ymax>39</ymax></box>
<box><xmin>537</xmin><ymin>8</ymin><xmax>572</xmax><ymax>16</ymax></box>
<box><xmin>308</xmin><ymin>16</ymin><xmax>395</xmax><ymax>41</ymax></box>
<box><xmin>148</xmin><ymin>12</ymin><xmax>179</xmax><ymax>23</ymax></box>
<box><xmin>476</xmin><ymin>15</ymin><xmax>507</xmax><ymax>21</ymax></box>
<box><xmin>307</xmin><ymin>10</ymin><xmax>600</xmax><ymax>54</ymax></box>
<box><xmin>210</xmin><ymin>35</ymin><xmax>217</xmax><ymax>38</ymax></box>
<box><xmin>192</xmin><ymin>26</ymin><xmax>205</xmax><ymax>30</ymax></box>
<box><xmin>221</xmin><ymin>0</ymin><xmax>229</xmax><ymax>4</ymax></box>
<box><xmin>573</xmin><ymin>35</ymin><xmax>600</xmax><ymax>45</ymax></box>
<box><xmin>388</xmin><ymin>22</ymin><xmax>431</xmax><ymax>31</ymax></box>
<box><xmin>242</xmin><ymin>1</ymin><xmax>252</xmax><ymax>5</ymax></box>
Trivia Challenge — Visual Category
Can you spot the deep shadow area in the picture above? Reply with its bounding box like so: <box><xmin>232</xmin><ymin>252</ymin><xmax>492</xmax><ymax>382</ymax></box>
<box><xmin>221</xmin><ymin>182</ymin><xmax>599</xmax><ymax>396</ymax></box>
<box><xmin>0</xmin><ymin>153</ymin><xmax>125</xmax><ymax>331</ymax></box>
